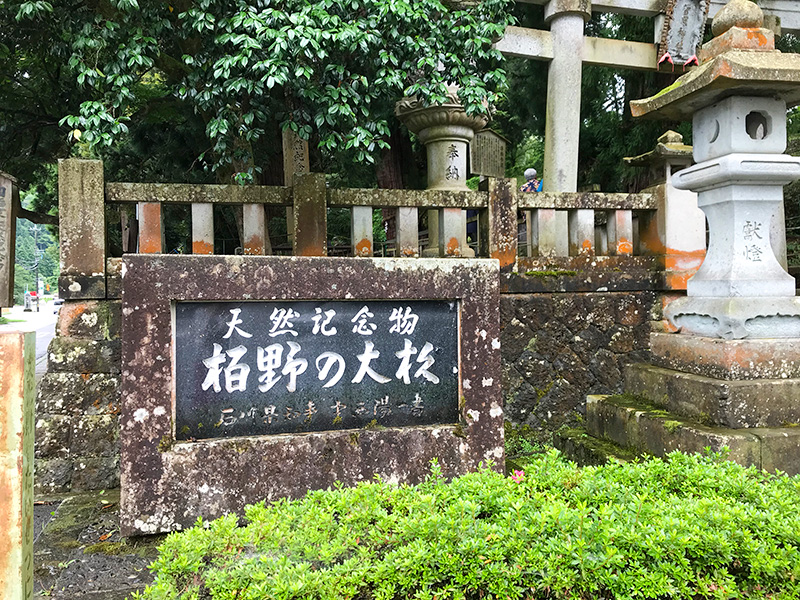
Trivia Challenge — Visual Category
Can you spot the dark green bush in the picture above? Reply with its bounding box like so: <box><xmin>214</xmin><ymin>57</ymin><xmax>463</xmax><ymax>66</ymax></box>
<box><xmin>133</xmin><ymin>451</ymin><xmax>800</xmax><ymax>600</ymax></box>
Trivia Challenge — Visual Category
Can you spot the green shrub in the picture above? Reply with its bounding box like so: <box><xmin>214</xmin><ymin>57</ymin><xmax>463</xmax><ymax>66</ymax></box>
<box><xmin>134</xmin><ymin>451</ymin><xmax>800</xmax><ymax>600</ymax></box>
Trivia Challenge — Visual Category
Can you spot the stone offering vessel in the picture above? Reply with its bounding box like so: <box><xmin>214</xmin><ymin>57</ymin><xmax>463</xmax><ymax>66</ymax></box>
<box><xmin>395</xmin><ymin>86</ymin><xmax>488</xmax><ymax>191</ymax></box>
<box><xmin>632</xmin><ymin>0</ymin><xmax>800</xmax><ymax>339</ymax></box>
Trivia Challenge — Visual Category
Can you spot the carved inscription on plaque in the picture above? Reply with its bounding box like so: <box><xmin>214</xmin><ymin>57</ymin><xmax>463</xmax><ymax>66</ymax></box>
<box><xmin>470</xmin><ymin>130</ymin><xmax>507</xmax><ymax>178</ymax></box>
<box><xmin>175</xmin><ymin>300</ymin><xmax>459</xmax><ymax>439</ymax></box>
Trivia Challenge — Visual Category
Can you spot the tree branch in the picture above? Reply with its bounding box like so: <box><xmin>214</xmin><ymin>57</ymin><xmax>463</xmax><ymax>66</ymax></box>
<box><xmin>13</xmin><ymin>193</ymin><xmax>58</xmax><ymax>225</ymax></box>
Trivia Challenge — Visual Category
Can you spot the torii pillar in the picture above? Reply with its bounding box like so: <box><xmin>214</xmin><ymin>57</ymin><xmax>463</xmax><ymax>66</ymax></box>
<box><xmin>544</xmin><ymin>0</ymin><xmax>590</xmax><ymax>195</ymax></box>
<box><xmin>543</xmin><ymin>0</ymin><xmax>592</xmax><ymax>254</ymax></box>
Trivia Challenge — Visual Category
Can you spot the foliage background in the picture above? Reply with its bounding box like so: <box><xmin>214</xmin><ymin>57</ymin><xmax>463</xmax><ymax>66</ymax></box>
<box><xmin>1</xmin><ymin>1</ymin><xmax>800</xmax><ymax>260</ymax></box>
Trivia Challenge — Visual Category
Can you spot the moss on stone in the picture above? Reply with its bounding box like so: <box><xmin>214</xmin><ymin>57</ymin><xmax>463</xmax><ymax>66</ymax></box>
<box><xmin>652</xmin><ymin>78</ymin><xmax>683</xmax><ymax>98</ymax></box>
<box><xmin>664</xmin><ymin>420</ymin><xmax>682</xmax><ymax>434</ymax></box>
<box><xmin>603</xmin><ymin>392</ymin><xmax>660</xmax><ymax>412</ymax></box>
<box><xmin>523</xmin><ymin>270</ymin><xmax>578</xmax><ymax>278</ymax></box>
<box><xmin>83</xmin><ymin>537</ymin><xmax>164</xmax><ymax>558</ymax></box>
<box><xmin>535</xmin><ymin>380</ymin><xmax>554</xmax><ymax>400</ymax></box>
<box><xmin>83</xmin><ymin>541</ymin><xmax>129</xmax><ymax>555</ymax></box>
<box><xmin>555</xmin><ymin>427</ymin><xmax>640</xmax><ymax>463</ymax></box>
<box><xmin>505</xmin><ymin>422</ymin><xmax>546</xmax><ymax>463</ymax></box>
<box><xmin>157</xmin><ymin>435</ymin><xmax>174</xmax><ymax>453</ymax></box>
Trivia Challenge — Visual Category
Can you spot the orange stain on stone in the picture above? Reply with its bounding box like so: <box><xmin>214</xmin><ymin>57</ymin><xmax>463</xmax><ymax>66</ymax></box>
<box><xmin>713</xmin><ymin>59</ymin><xmax>735</xmax><ymax>80</ymax></box>
<box><xmin>0</xmin><ymin>335</ymin><xmax>25</xmax><ymax>595</ymax></box>
<box><xmin>617</xmin><ymin>238</ymin><xmax>634</xmax><ymax>255</ymax></box>
<box><xmin>243</xmin><ymin>235</ymin><xmax>264</xmax><ymax>255</ymax></box>
<box><xmin>665</xmin><ymin>271</ymin><xmax>693</xmax><ymax>290</ymax></box>
<box><xmin>445</xmin><ymin>237</ymin><xmax>460</xmax><ymax>256</ymax></box>
<box><xmin>492</xmin><ymin>248</ymin><xmax>517</xmax><ymax>270</ymax></box>
<box><xmin>355</xmin><ymin>238</ymin><xmax>372</xmax><ymax>257</ymax></box>
<box><xmin>664</xmin><ymin>248</ymin><xmax>706</xmax><ymax>271</ymax></box>
<box><xmin>746</xmin><ymin>29</ymin><xmax>769</xmax><ymax>46</ymax></box>
<box><xmin>139</xmin><ymin>204</ymin><xmax>163</xmax><ymax>254</ymax></box>
<box><xmin>58</xmin><ymin>302</ymin><xmax>87</xmax><ymax>336</ymax></box>
<box><xmin>637</xmin><ymin>224</ymin><xmax>664</xmax><ymax>254</ymax></box>
<box><xmin>192</xmin><ymin>240</ymin><xmax>214</xmax><ymax>255</ymax></box>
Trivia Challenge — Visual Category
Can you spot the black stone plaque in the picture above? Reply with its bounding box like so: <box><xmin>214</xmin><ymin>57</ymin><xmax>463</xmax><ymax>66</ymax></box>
<box><xmin>174</xmin><ymin>300</ymin><xmax>459</xmax><ymax>440</ymax></box>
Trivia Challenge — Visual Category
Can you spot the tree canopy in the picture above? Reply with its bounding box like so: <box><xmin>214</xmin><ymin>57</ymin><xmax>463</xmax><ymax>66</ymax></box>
<box><xmin>1</xmin><ymin>0</ymin><xmax>798</xmax><ymax>206</ymax></box>
<box><xmin>7</xmin><ymin>0</ymin><xmax>513</xmax><ymax>189</ymax></box>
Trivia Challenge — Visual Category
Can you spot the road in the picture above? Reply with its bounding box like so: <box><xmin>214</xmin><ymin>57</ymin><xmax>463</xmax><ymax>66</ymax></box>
<box><xmin>1</xmin><ymin>302</ymin><xmax>59</xmax><ymax>376</ymax></box>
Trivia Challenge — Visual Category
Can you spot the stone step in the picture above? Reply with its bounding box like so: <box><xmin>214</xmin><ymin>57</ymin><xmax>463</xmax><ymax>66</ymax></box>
<box><xmin>552</xmin><ymin>427</ymin><xmax>637</xmax><ymax>467</ymax></box>
<box><xmin>624</xmin><ymin>362</ymin><xmax>800</xmax><ymax>429</ymax></box>
<box><xmin>586</xmin><ymin>394</ymin><xmax>800</xmax><ymax>475</ymax></box>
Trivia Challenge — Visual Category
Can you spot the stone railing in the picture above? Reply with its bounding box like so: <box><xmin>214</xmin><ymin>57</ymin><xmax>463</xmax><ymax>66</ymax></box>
<box><xmin>40</xmin><ymin>158</ymin><xmax>704</xmax><ymax>495</ymax></box>
<box><xmin>57</xmin><ymin>158</ymin><xmax>706</xmax><ymax>304</ymax></box>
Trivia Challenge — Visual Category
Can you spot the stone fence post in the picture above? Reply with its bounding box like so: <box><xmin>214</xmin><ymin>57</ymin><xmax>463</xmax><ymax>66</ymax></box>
<box><xmin>0</xmin><ymin>331</ymin><xmax>34</xmax><ymax>600</ymax></box>
<box><xmin>479</xmin><ymin>177</ymin><xmax>519</xmax><ymax>272</ymax></box>
<box><xmin>37</xmin><ymin>160</ymin><xmax>121</xmax><ymax>495</ymax></box>
<box><xmin>58</xmin><ymin>159</ymin><xmax>106</xmax><ymax>300</ymax></box>
<box><xmin>293</xmin><ymin>173</ymin><xmax>327</xmax><ymax>256</ymax></box>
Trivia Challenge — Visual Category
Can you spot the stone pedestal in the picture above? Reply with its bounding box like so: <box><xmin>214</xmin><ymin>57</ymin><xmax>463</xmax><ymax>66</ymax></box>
<box><xmin>395</xmin><ymin>90</ymin><xmax>487</xmax><ymax>257</ymax></box>
<box><xmin>395</xmin><ymin>93</ymin><xmax>487</xmax><ymax>192</ymax></box>
<box><xmin>666</xmin><ymin>145</ymin><xmax>800</xmax><ymax>338</ymax></box>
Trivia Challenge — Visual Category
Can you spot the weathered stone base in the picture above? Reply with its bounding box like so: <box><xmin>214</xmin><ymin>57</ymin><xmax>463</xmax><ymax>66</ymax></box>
<box><xmin>34</xmin><ymin>296</ymin><xmax>122</xmax><ymax>494</ymax></box>
<box><xmin>666</xmin><ymin>296</ymin><xmax>800</xmax><ymax>339</ymax></box>
<box><xmin>586</xmin><ymin>394</ymin><xmax>800</xmax><ymax>475</ymax></box>
<box><xmin>650</xmin><ymin>331</ymin><xmax>800</xmax><ymax>380</ymax></box>
<box><xmin>552</xmin><ymin>426</ymin><xmax>636</xmax><ymax>466</ymax></box>
<box><xmin>35</xmin><ymin>371</ymin><xmax>121</xmax><ymax>494</ymax></box>
<box><xmin>625</xmin><ymin>363</ymin><xmax>800</xmax><ymax>429</ymax></box>
<box><xmin>122</xmin><ymin>425</ymin><xmax>494</xmax><ymax>536</ymax></box>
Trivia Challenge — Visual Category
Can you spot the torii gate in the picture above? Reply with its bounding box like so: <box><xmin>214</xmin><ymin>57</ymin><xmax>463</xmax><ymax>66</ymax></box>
<box><xmin>495</xmin><ymin>0</ymin><xmax>800</xmax><ymax>192</ymax></box>
<box><xmin>494</xmin><ymin>0</ymin><xmax>799</xmax><ymax>254</ymax></box>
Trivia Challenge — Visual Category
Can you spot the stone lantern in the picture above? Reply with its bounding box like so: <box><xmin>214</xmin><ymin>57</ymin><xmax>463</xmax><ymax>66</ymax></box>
<box><xmin>395</xmin><ymin>88</ymin><xmax>488</xmax><ymax>257</ymax></box>
<box><xmin>631</xmin><ymin>0</ymin><xmax>800</xmax><ymax>339</ymax></box>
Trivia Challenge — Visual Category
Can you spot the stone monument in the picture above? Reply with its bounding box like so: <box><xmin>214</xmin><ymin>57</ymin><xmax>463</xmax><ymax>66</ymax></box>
<box><xmin>120</xmin><ymin>256</ymin><xmax>503</xmax><ymax>535</ymax></box>
<box><xmin>396</xmin><ymin>87</ymin><xmax>487</xmax><ymax>257</ymax></box>
<box><xmin>564</xmin><ymin>0</ymin><xmax>800</xmax><ymax>474</ymax></box>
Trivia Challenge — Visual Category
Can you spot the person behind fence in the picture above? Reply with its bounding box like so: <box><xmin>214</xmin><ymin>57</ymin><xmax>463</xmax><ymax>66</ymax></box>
<box><xmin>520</xmin><ymin>168</ymin><xmax>543</xmax><ymax>192</ymax></box>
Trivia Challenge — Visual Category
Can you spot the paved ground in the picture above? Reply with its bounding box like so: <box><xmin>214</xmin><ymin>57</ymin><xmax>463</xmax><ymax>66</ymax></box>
<box><xmin>0</xmin><ymin>301</ymin><xmax>58</xmax><ymax>380</ymax></box>
<box><xmin>33</xmin><ymin>491</ymin><xmax>162</xmax><ymax>599</ymax></box>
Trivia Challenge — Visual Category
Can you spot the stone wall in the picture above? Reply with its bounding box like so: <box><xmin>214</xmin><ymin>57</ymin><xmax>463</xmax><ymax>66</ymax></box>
<box><xmin>34</xmin><ymin>279</ymin><xmax>658</xmax><ymax>492</ymax></box>
<box><xmin>501</xmin><ymin>291</ymin><xmax>655</xmax><ymax>440</ymax></box>
<box><xmin>35</xmin><ymin>297</ymin><xmax>121</xmax><ymax>494</ymax></box>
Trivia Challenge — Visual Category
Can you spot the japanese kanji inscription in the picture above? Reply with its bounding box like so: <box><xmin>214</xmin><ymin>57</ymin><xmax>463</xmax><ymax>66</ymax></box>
<box><xmin>175</xmin><ymin>300</ymin><xmax>459</xmax><ymax>438</ymax></box>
